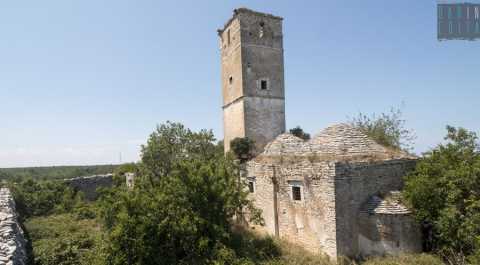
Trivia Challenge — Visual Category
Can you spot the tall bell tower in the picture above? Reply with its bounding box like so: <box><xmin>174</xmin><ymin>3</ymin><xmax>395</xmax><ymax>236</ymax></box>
<box><xmin>218</xmin><ymin>8</ymin><xmax>286</xmax><ymax>153</ymax></box>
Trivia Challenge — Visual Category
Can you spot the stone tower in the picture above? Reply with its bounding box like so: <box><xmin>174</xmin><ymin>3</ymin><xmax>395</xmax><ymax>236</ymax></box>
<box><xmin>218</xmin><ymin>8</ymin><xmax>286</xmax><ymax>153</ymax></box>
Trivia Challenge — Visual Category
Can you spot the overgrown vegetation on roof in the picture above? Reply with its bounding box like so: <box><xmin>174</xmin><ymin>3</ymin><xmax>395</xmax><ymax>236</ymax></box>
<box><xmin>349</xmin><ymin>107</ymin><xmax>416</xmax><ymax>152</ymax></box>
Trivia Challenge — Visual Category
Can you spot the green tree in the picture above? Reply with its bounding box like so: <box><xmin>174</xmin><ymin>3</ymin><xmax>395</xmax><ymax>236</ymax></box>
<box><xmin>404</xmin><ymin>126</ymin><xmax>480</xmax><ymax>261</ymax></box>
<box><xmin>140</xmin><ymin>121</ymin><xmax>219</xmax><ymax>186</ymax></box>
<box><xmin>230</xmin><ymin>137</ymin><xmax>255</xmax><ymax>163</ymax></box>
<box><xmin>98</xmin><ymin>122</ymin><xmax>261</xmax><ymax>265</ymax></box>
<box><xmin>349</xmin><ymin>107</ymin><xmax>415</xmax><ymax>151</ymax></box>
<box><xmin>289</xmin><ymin>126</ymin><xmax>310</xmax><ymax>141</ymax></box>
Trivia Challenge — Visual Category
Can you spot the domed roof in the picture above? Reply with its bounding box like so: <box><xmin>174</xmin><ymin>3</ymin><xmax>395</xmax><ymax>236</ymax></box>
<box><xmin>262</xmin><ymin>133</ymin><xmax>311</xmax><ymax>156</ymax></box>
<box><xmin>310</xmin><ymin>123</ymin><xmax>408</xmax><ymax>159</ymax></box>
<box><xmin>259</xmin><ymin>123</ymin><xmax>412</xmax><ymax>162</ymax></box>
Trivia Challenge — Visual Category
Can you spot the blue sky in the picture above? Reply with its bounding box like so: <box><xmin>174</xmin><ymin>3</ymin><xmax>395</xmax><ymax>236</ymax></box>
<box><xmin>1</xmin><ymin>0</ymin><xmax>479</xmax><ymax>168</ymax></box>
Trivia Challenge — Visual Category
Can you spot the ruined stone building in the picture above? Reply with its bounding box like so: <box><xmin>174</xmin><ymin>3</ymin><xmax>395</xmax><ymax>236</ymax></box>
<box><xmin>218</xmin><ymin>8</ymin><xmax>422</xmax><ymax>259</ymax></box>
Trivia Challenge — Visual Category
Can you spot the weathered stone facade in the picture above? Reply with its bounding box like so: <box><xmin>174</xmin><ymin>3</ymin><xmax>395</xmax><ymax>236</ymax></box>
<box><xmin>64</xmin><ymin>174</ymin><xmax>113</xmax><ymax>201</ymax></box>
<box><xmin>0</xmin><ymin>188</ymin><xmax>27</xmax><ymax>265</ymax></box>
<box><xmin>219</xmin><ymin>8</ymin><xmax>422</xmax><ymax>259</ymax></box>
<box><xmin>245</xmin><ymin>124</ymin><xmax>422</xmax><ymax>258</ymax></box>
<box><xmin>219</xmin><ymin>8</ymin><xmax>286</xmax><ymax>153</ymax></box>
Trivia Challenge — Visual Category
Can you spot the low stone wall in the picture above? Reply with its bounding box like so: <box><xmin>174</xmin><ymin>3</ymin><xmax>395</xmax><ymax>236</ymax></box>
<box><xmin>64</xmin><ymin>174</ymin><xmax>113</xmax><ymax>201</ymax></box>
<box><xmin>0</xmin><ymin>188</ymin><xmax>27</xmax><ymax>265</ymax></box>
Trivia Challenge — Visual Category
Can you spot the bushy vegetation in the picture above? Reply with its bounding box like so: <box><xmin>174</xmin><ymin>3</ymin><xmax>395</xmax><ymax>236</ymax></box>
<box><xmin>97</xmin><ymin>122</ymin><xmax>262</xmax><ymax>264</ymax></box>
<box><xmin>230</xmin><ymin>137</ymin><xmax>256</xmax><ymax>162</ymax></box>
<box><xmin>289</xmin><ymin>126</ymin><xmax>311</xmax><ymax>141</ymax></box>
<box><xmin>8</xmin><ymin>179</ymin><xmax>84</xmax><ymax>220</ymax></box>
<box><xmin>25</xmin><ymin>214</ymin><xmax>104</xmax><ymax>265</ymax></box>
<box><xmin>11</xmin><ymin>121</ymin><xmax>480</xmax><ymax>265</ymax></box>
<box><xmin>0</xmin><ymin>164</ymin><xmax>117</xmax><ymax>181</ymax></box>
<box><xmin>349</xmin><ymin>107</ymin><xmax>415</xmax><ymax>151</ymax></box>
<box><xmin>8</xmin><ymin>178</ymin><xmax>102</xmax><ymax>265</ymax></box>
<box><xmin>404</xmin><ymin>126</ymin><xmax>480</xmax><ymax>263</ymax></box>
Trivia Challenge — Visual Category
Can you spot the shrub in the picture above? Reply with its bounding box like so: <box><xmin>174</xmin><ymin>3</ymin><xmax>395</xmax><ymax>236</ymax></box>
<box><xmin>349</xmin><ymin>107</ymin><xmax>415</xmax><ymax>151</ymax></box>
<box><xmin>8</xmin><ymin>179</ymin><xmax>82</xmax><ymax>219</ymax></box>
<box><xmin>230</xmin><ymin>137</ymin><xmax>255</xmax><ymax>162</ymax></box>
<box><xmin>404</xmin><ymin>126</ymin><xmax>480</xmax><ymax>260</ymax></box>
<box><xmin>25</xmin><ymin>214</ymin><xmax>104</xmax><ymax>265</ymax></box>
<box><xmin>97</xmin><ymin>122</ymin><xmax>262</xmax><ymax>265</ymax></box>
<box><xmin>289</xmin><ymin>126</ymin><xmax>311</xmax><ymax>141</ymax></box>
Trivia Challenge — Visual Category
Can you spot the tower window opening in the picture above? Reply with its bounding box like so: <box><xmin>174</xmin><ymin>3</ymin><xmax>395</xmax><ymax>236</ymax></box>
<box><xmin>247</xmin><ymin>177</ymin><xmax>256</xmax><ymax>193</ymax></box>
<box><xmin>229</xmin><ymin>76</ymin><xmax>233</xmax><ymax>85</ymax></box>
<box><xmin>292</xmin><ymin>186</ymin><xmax>302</xmax><ymax>201</ymax></box>
<box><xmin>260</xmin><ymin>79</ymin><xmax>268</xmax><ymax>90</ymax></box>
<box><xmin>227</xmin><ymin>29</ymin><xmax>231</xmax><ymax>45</ymax></box>
<box><xmin>248</xmin><ymin>181</ymin><xmax>255</xmax><ymax>193</ymax></box>
<box><xmin>259</xmin><ymin>21</ymin><xmax>265</xmax><ymax>38</ymax></box>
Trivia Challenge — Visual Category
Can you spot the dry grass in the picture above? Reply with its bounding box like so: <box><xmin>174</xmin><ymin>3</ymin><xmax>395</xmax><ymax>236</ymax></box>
<box><xmin>257</xmin><ymin>239</ymin><xmax>444</xmax><ymax>265</ymax></box>
<box><xmin>362</xmin><ymin>254</ymin><xmax>444</xmax><ymax>265</ymax></box>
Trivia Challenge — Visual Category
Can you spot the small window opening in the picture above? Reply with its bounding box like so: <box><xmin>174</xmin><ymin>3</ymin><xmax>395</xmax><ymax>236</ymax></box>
<box><xmin>260</xmin><ymin>80</ymin><xmax>268</xmax><ymax>90</ymax></box>
<box><xmin>292</xmin><ymin>186</ymin><xmax>302</xmax><ymax>201</ymax></box>
<box><xmin>229</xmin><ymin>76</ymin><xmax>233</xmax><ymax>85</ymax></box>
<box><xmin>248</xmin><ymin>181</ymin><xmax>255</xmax><ymax>193</ymax></box>
<box><xmin>227</xmin><ymin>29</ymin><xmax>231</xmax><ymax>45</ymax></box>
<box><xmin>259</xmin><ymin>21</ymin><xmax>265</xmax><ymax>38</ymax></box>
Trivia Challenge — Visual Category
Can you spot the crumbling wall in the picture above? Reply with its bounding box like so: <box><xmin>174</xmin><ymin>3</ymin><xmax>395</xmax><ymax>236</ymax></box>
<box><xmin>357</xmin><ymin>213</ymin><xmax>422</xmax><ymax>256</ymax></box>
<box><xmin>65</xmin><ymin>174</ymin><xmax>113</xmax><ymax>200</ymax></box>
<box><xmin>334</xmin><ymin>159</ymin><xmax>418</xmax><ymax>257</ymax></box>
<box><xmin>0</xmin><ymin>188</ymin><xmax>27</xmax><ymax>265</ymax></box>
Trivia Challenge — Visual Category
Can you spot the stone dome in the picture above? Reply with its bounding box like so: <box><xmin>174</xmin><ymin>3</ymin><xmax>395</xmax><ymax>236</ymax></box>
<box><xmin>262</xmin><ymin>133</ymin><xmax>311</xmax><ymax>156</ymax></box>
<box><xmin>259</xmin><ymin>123</ymin><xmax>412</xmax><ymax>162</ymax></box>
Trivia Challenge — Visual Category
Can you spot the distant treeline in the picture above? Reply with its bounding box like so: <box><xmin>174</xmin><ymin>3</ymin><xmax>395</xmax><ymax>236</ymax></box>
<box><xmin>0</xmin><ymin>164</ymin><xmax>119</xmax><ymax>181</ymax></box>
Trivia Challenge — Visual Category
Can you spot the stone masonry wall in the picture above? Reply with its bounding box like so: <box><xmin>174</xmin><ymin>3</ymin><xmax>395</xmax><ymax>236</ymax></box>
<box><xmin>0</xmin><ymin>188</ymin><xmax>27</xmax><ymax>265</ymax></box>
<box><xmin>220</xmin><ymin>8</ymin><xmax>286</xmax><ymax>153</ymax></box>
<box><xmin>334</xmin><ymin>159</ymin><xmax>417</xmax><ymax>257</ymax></box>
<box><xmin>247</xmin><ymin>160</ymin><xmax>338</xmax><ymax>257</ymax></box>
<box><xmin>244</xmin><ymin>97</ymin><xmax>286</xmax><ymax>153</ymax></box>
<box><xmin>357</xmin><ymin>213</ymin><xmax>422</xmax><ymax>257</ymax></box>
<box><xmin>65</xmin><ymin>174</ymin><xmax>113</xmax><ymax>201</ymax></box>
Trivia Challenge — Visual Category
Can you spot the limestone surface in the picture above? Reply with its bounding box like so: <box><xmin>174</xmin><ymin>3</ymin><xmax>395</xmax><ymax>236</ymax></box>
<box><xmin>0</xmin><ymin>188</ymin><xmax>27</xmax><ymax>265</ymax></box>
